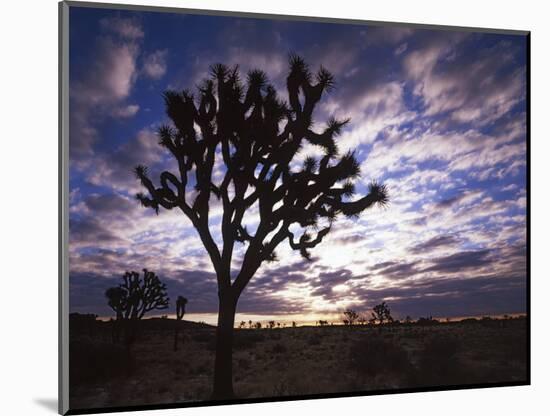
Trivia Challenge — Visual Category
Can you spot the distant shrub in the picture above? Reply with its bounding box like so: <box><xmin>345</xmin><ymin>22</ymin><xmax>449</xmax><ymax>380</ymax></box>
<box><xmin>70</xmin><ymin>340</ymin><xmax>134</xmax><ymax>384</ymax></box>
<box><xmin>480</xmin><ymin>316</ymin><xmax>499</xmax><ymax>328</ymax></box>
<box><xmin>416</xmin><ymin>316</ymin><xmax>439</xmax><ymax>326</ymax></box>
<box><xmin>349</xmin><ymin>336</ymin><xmax>411</xmax><ymax>376</ymax></box>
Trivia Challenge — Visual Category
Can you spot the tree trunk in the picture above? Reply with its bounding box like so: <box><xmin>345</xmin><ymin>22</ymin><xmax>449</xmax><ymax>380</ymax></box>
<box><xmin>212</xmin><ymin>292</ymin><xmax>237</xmax><ymax>400</ymax></box>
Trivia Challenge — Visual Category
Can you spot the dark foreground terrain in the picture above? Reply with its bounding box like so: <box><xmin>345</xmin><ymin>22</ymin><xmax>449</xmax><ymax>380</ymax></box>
<box><xmin>69</xmin><ymin>316</ymin><xmax>528</xmax><ymax>410</ymax></box>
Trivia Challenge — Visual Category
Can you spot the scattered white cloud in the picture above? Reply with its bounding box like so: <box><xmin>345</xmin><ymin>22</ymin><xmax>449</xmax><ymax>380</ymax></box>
<box><xmin>142</xmin><ymin>49</ymin><xmax>168</xmax><ymax>79</ymax></box>
<box><xmin>100</xmin><ymin>17</ymin><xmax>144</xmax><ymax>40</ymax></box>
<box><xmin>112</xmin><ymin>104</ymin><xmax>140</xmax><ymax>118</ymax></box>
<box><xmin>70</xmin><ymin>18</ymin><xmax>144</xmax><ymax>157</ymax></box>
<box><xmin>394</xmin><ymin>43</ymin><xmax>408</xmax><ymax>55</ymax></box>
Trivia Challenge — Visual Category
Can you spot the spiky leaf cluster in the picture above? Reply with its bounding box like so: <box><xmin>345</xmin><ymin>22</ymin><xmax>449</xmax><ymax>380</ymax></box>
<box><xmin>135</xmin><ymin>55</ymin><xmax>388</xmax><ymax>294</ymax></box>
<box><xmin>105</xmin><ymin>269</ymin><xmax>170</xmax><ymax>320</ymax></box>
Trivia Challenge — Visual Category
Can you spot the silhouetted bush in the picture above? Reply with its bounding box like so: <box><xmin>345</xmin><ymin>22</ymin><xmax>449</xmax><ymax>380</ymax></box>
<box><xmin>480</xmin><ymin>316</ymin><xmax>499</xmax><ymax>328</ymax></box>
<box><xmin>459</xmin><ymin>317</ymin><xmax>478</xmax><ymax>325</ymax></box>
<box><xmin>69</xmin><ymin>340</ymin><xmax>134</xmax><ymax>384</ymax></box>
<box><xmin>416</xmin><ymin>316</ymin><xmax>439</xmax><ymax>326</ymax></box>
<box><xmin>349</xmin><ymin>336</ymin><xmax>411</xmax><ymax>376</ymax></box>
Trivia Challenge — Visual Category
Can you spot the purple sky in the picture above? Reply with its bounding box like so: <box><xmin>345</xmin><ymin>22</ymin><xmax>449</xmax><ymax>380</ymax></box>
<box><xmin>68</xmin><ymin>6</ymin><xmax>527</xmax><ymax>323</ymax></box>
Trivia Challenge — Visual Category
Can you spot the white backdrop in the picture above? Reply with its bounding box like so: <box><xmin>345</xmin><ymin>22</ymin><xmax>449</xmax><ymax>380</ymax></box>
<box><xmin>1</xmin><ymin>0</ymin><xmax>547</xmax><ymax>415</ymax></box>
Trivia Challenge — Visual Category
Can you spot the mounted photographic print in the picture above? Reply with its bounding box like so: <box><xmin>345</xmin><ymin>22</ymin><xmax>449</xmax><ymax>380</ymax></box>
<box><xmin>59</xmin><ymin>1</ymin><xmax>530</xmax><ymax>414</ymax></box>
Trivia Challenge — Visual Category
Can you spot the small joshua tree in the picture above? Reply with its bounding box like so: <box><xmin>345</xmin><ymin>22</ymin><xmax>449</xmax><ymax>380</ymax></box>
<box><xmin>106</xmin><ymin>287</ymin><xmax>126</xmax><ymax>343</ymax></box>
<box><xmin>105</xmin><ymin>269</ymin><xmax>170</xmax><ymax>345</ymax></box>
<box><xmin>134</xmin><ymin>55</ymin><xmax>388</xmax><ymax>398</ymax></box>
<box><xmin>174</xmin><ymin>295</ymin><xmax>188</xmax><ymax>351</ymax></box>
<box><xmin>343</xmin><ymin>309</ymin><xmax>359</xmax><ymax>326</ymax></box>
<box><xmin>268</xmin><ymin>320</ymin><xmax>276</xmax><ymax>329</ymax></box>
<box><xmin>106</xmin><ymin>287</ymin><xmax>126</xmax><ymax>320</ymax></box>
<box><xmin>371</xmin><ymin>302</ymin><xmax>393</xmax><ymax>326</ymax></box>
<box><xmin>105</xmin><ymin>287</ymin><xmax>126</xmax><ymax>343</ymax></box>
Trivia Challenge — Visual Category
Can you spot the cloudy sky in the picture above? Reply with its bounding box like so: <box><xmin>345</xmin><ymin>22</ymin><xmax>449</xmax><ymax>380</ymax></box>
<box><xmin>68</xmin><ymin>6</ymin><xmax>527</xmax><ymax>324</ymax></box>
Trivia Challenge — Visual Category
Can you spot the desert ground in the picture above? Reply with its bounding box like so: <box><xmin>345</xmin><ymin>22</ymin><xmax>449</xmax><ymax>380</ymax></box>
<box><xmin>69</xmin><ymin>316</ymin><xmax>528</xmax><ymax>411</ymax></box>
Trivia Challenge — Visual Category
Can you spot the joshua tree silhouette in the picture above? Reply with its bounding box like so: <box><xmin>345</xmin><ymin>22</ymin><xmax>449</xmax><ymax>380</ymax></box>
<box><xmin>105</xmin><ymin>269</ymin><xmax>170</xmax><ymax>345</ymax></box>
<box><xmin>105</xmin><ymin>287</ymin><xmax>126</xmax><ymax>343</ymax></box>
<box><xmin>174</xmin><ymin>295</ymin><xmax>188</xmax><ymax>351</ymax></box>
<box><xmin>343</xmin><ymin>309</ymin><xmax>359</xmax><ymax>326</ymax></box>
<box><xmin>372</xmin><ymin>302</ymin><xmax>393</xmax><ymax>326</ymax></box>
<box><xmin>134</xmin><ymin>55</ymin><xmax>388</xmax><ymax>399</ymax></box>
